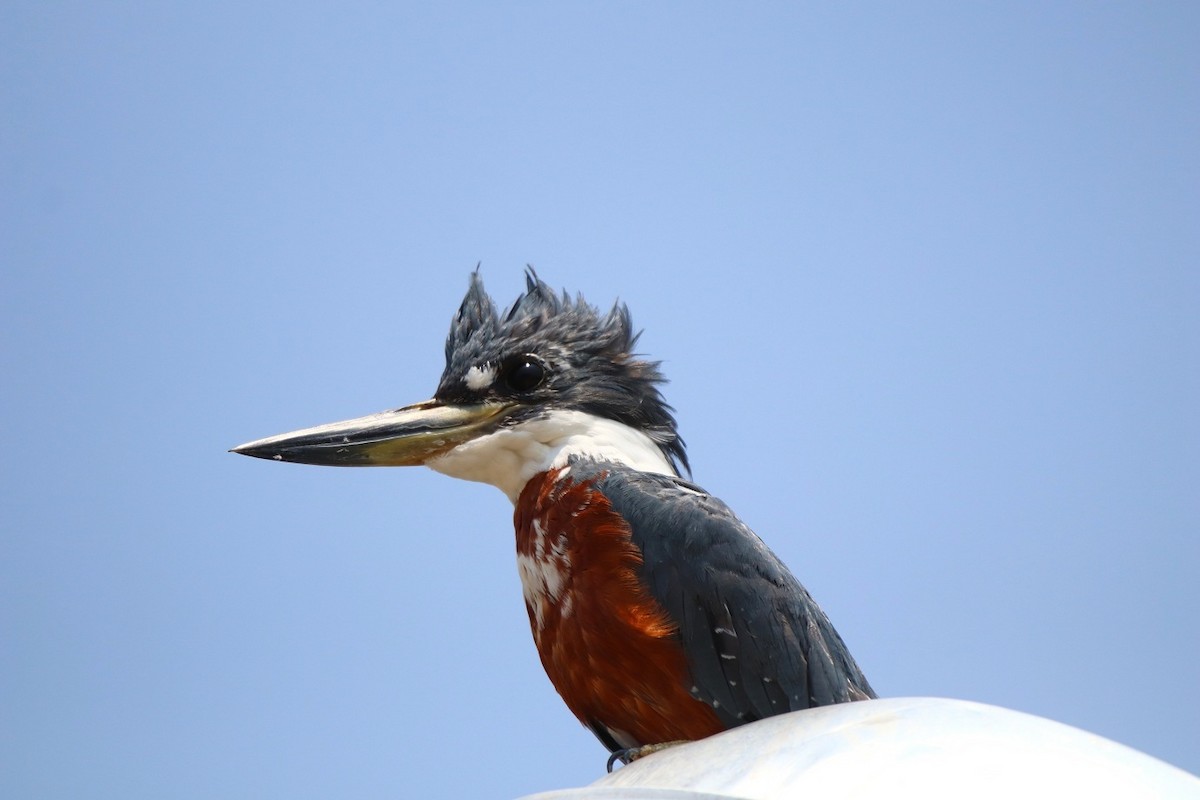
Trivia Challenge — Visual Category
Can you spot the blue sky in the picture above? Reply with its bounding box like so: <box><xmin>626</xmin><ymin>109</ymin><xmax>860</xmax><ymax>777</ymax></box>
<box><xmin>2</xmin><ymin>4</ymin><xmax>1197</xmax><ymax>798</ymax></box>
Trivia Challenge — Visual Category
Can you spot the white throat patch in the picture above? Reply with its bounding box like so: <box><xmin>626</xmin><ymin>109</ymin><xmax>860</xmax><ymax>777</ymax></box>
<box><xmin>426</xmin><ymin>409</ymin><xmax>676</xmax><ymax>503</ymax></box>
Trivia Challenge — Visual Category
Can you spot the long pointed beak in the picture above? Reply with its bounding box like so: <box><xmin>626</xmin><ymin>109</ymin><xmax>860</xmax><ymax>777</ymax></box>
<box><xmin>230</xmin><ymin>400</ymin><xmax>512</xmax><ymax>467</ymax></box>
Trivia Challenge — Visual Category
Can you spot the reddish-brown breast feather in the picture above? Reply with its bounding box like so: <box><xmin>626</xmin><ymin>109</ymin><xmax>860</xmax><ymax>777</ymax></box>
<box><xmin>514</xmin><ymin>468</ymin><xmax>723</xmax><ymax>748</ymax></box>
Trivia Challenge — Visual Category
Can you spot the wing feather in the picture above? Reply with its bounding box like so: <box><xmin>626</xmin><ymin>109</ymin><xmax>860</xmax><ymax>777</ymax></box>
<box><xmin>591</xmin><ymin>466</ymin><xmax>875</xmax><ymax>727</ymax></box>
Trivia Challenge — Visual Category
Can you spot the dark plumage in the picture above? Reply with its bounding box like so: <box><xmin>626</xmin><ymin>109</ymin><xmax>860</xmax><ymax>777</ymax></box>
<box><xmin>233</xmin><ymin>269</ymin><xmax>875</xmax><ymax>763</ymax></box>
<box><xmin>436</xmin><ymin>270</ymin><xmax>689</xmax><ymax>475</ymax></box>
<box><xmin>585</xmin><ymin>463</ymin><xmax>875</xmax><ymax>722</ymax></box>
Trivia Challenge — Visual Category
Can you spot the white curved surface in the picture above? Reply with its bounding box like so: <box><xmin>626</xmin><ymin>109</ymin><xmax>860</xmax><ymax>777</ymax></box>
<box><xmin>519</xmin><ymin>697</ymin><xmax>1199</xmax><ymax>800</ymax></box>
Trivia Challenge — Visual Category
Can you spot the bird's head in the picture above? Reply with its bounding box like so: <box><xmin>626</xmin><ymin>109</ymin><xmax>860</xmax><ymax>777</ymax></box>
<box><xmin>233</xmin><ymin>270</ymin><xmax>687</xmax><ymax>501</ymax></box>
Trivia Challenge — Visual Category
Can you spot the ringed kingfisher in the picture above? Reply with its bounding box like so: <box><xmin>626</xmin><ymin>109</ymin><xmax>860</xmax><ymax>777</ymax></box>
<box><xmin>233</xmin><ymin>271</ymin><xmax>875</xmax><ymax>765</ymax></box>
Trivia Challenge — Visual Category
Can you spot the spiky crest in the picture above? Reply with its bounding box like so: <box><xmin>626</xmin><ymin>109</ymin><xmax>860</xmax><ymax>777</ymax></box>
<box><xmin>437</xmin><ymin>269</ymin><xmax>689</xmax><ymax>476</ymax></box>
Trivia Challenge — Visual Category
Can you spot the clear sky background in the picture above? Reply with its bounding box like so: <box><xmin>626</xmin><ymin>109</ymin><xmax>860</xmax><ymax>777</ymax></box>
<box><xmin>3</xmin><ymin>4</ymin><xmax>1197</xmax><ymax>799</ymax></box>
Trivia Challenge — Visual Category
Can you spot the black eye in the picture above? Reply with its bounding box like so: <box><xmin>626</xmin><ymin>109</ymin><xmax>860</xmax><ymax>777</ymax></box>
<box><xmin>504</xmin><ymin>355</ymin><xmax>545</xmax><ymax>393</ymax></box>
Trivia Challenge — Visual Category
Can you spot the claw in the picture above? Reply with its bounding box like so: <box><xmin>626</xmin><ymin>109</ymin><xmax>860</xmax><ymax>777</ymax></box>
<box><xmin>606</xmin><ymin>740</ymin><xmax>688</xmax><ymax>772</ymax></box>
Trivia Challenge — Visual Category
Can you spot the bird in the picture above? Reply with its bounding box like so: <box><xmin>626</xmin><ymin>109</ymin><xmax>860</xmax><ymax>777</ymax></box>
<box><xmin>232</xmin><ymin>270</ymin><xmax>875</xmax><ymax>766</ymax></box>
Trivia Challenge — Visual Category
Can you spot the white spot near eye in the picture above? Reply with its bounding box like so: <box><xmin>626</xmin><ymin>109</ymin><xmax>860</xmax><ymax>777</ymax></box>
<box><xmin>465</xmin><ymin>364</ymin><xmax>496</xmax><ymax>391</ymax></box>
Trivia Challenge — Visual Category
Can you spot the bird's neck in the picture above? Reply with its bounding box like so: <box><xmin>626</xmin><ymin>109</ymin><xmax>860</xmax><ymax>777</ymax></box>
<box><xmin>426</xmin><ymin>409</ymin><xmax>677</xmax><ymax>503</ymax></box>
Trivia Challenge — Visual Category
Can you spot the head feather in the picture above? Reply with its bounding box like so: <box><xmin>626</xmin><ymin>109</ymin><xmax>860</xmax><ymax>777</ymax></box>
<box><xmin>437</xmin><ymin>269</ymin><xmax>689</xmax><ymax>476</ymax></box>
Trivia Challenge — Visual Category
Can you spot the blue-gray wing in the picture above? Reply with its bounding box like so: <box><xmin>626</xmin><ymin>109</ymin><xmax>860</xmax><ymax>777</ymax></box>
<box><xmin>591</xmin><ymin>465</ymin><xmax>875</xmax><ymax>728</ymax></box>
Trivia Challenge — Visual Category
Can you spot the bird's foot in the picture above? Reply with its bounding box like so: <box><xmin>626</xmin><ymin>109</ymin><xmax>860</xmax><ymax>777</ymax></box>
<box><xmin>606</xmin><ymin>740</ymin><xmax>688</xmax><ymax>773</ymax></box>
